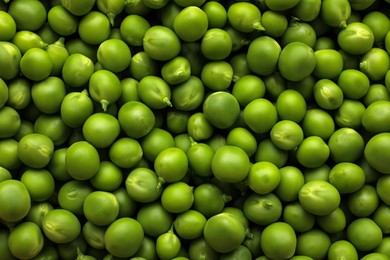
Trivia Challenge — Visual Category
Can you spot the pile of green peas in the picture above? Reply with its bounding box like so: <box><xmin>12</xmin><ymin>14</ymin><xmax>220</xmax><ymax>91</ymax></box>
<box><xmin>1</xmin><ymin>0</ymin><xmax>390</xmax><ymax>259</ymax></box>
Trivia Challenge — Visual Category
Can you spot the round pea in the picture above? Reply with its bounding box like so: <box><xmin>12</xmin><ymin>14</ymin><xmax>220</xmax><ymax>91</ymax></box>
<box><xmin>261</xmin><ymin>222</ymin><xmax>296</xmax><ymax>259</ymax></box>
<box><xmin>173</xmin><ymin>6</ymin><xmax>208</xmax><ymax>42</ymax></box>
<box><xmin>364</xmin><ymin>133</ymin><xmax>390</xmax><ymax>174</ymax></box>
<box><xmin>65</xmin><ymin>141</ymin><xmax>100</xmax><ymax>180</ymax></box>
<box><xmin>42</xmin><ymin>209</ymin><xmax>81</xmax><ymax>244</ymax></box>
<box><xmin>247</xmin><ymin>36</ymin><xmax>281</xmax><ymax>76</ymax></box>
<box><xmin>0</xmin><ymin>42</ymin><xmax>21</xmax><ymax>80</ymax></box>
<box><xmin>0</xmin><ymin>179</ymin><xmax>31</xmax><ymax>223</ymax></box>
<box><xmin>337</xmin><ymin>22</ymin><xmax>374</xmax><ymax>55</ymax></box>
<box><xmin>8</xmin><ymin>0</ymin><xmax>47</xmax><ymax>31</ymax></box>
<box><xmin>125</xmin><ymin>167</ymin><xmax>162</xmax><ymax>203</ymax></box>
<box><xmin>347</xmin><ymin>218</ymin><xmax>383</xmax><ymax>251</ymax></box>
<box><xmin>227</xmin><ymin>2</ymin><xmax>264</xmax><ymax>33</ymax></box>
<box><xmin>244</xmin><ymin>192</ymin><xmax>283</xmax><ymax>226</ymax></box>
<box><xmin>0</xmin><ymin>10</ymin><xmax>16</xmax><ymax>41</ymax></box>
<box><xmin>83</xmin><ymin>191</ymin><xmax>119</xmax><ymax>226</ymax></box>
<box><xmin>138</xmin><ymin>75</ymin><xmax>172</xmax><ymax>109</ymax></box>
<box><xmin>20</xmin><ymin>48</ymin><xmax>53</xmax><ymax>81</ymax></box>
<box><xmin>136</xmin><ymin>201</ymin><xmax>173</xmax><ymax>237</ymax></box>
<box><xmin>8</xmin><ymin>222</ymin><xmax>44</xmax><ymax>259</ymax></box>
<box><xmin>78</xmin><ymin>11</ymin><xmax>111</xmax><ymax>45</ymax></box>
<box><xmin>201</xmin><ymin>28</ymin><xmax>232</xmax><ymax>60</ymax></box>
<box><xmin>143</xmin><ymin>25</ymin><xmax>181</xmax><ymax>61</ymax></box>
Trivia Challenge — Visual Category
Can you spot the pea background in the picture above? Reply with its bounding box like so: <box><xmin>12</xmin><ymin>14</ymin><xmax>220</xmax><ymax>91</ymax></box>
<box><xmin>0</xmin><ymin>0</ymin><xmax>390</xmax><ymax>259</ymax></box>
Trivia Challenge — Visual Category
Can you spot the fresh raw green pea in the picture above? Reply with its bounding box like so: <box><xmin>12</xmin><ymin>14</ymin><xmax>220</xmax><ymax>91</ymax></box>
<box><xmin>97</xmin><ymin>38</ymin><xmax>131</xmax><ymax>73</ymax></box>
<box><xmin>227</xmin><ymin>2</ymin><xmax>264</xmax><ymax>33</ymax></box>
<box><xmin>8</xmin><ymin>221</ymin><xmax>44</xmax><ymax>259</ymax></box>
<box><xmin>281</xmin><ymin>19</ymin><xmax>317</xmax><ymax>48</ymax></box>
<box><xmin>303</xmin><ymin>163</ymin><xmax>330</xmax><ymax>182</ymax></box>
<box><xmin>141</xmin><ymin>128</ymin><xmax>175</xmax><ymax>162</ymax></box>
<box><xmin>173</xmin><ymin>6</ymin><xmax>208</xmax><ymax>42</ymax></box>
<box><xmin>138</xmin><ymin>75</ymin><xmax>172</xmax><ymax>109</ymax></box>
<box><xmin>386</xmin><ymin>31</ymin><xmax>390</xmax><ymax>53</ymax></box>
<box><xmin>48</xmin><ymin>5</ymin><xmax>78</xmax><ymax>36</ymax></box>
<box><xmin>166</xmin><ymin>110</ymin><xmax>190</xmax><ymax>134</ymax></box>
<box><xmin>201</xmin><ymin>61</ymin><xmax>233</xmax><ymax>91</ymax></box>
<box><xmin>31</xmin><ymin>76</ymin><xmax>66</xmax><ymax>114</ymax></box>
<box><xmin>118</xmin><ymin>78</ymin><xmax>140</xmax><ymax>105</ymax></box>
<box><xmin>243</xmin><ymin>226</ymin><xmax>262</xmax><ymax>258</ymax></box>
<box><xmin>270</xmin><ymin>120</ymin><xmax>304</xmax><ymax>151</ymax></box>
<box><xmin>36</xmin><ymin>21</ymin><xmax>61</xmax><ymax>44</ymax></box>
<box><xmin>328</xmin><ymin>240</ymin><xmax>359</xmax><ymax>260</ymax></box>
<box><xmin>229</xmin><ymin>53</ymin><xmax>251</xmax><ymax>81</ymax></box>
<box><xmin>201</xmin><ymin>28</ymin><xmax>232</xmax><ymax>60</ymax></box>
<box><xmin>202</xmin><ymin>1</ymin><xmax>227</xmax><ymax>28</ymax></box>
<box><xmin>137</xmin><ymin>201</ymin><xmax>173</xmax><ymax>237</ymax></box>
<box><xmin>313</xmin><ymin>49</ymin><xmax>343</xmax><ymax>79</ymax></box>
<box><xmin>328</xmin><ymin>127</ymin><xmax>365</xmax><ymax>163</ymax></box>
<box><xmin>278</xmin><ymin>42</ymin><xmax>316</xmax><ymax>82</ymax></box>
<box><xmin>337</xmin><ymin>22</ymin><xmax>374</xmax><ymax>55</ymax></box>
<box><xmin>143</xmin><ymin>25</ymin><xmax>181</xmax><ymax>61</ymax></box>
<box><xmin>372</xmin><ymin>204</ymin><xmax>390</xmax><ymax>235</ymax></box>
<box><xmin>219</xmin><ymin>245</ymin><xmax>252</xmax><ymax>260</ymax></box>
<box><xmin>42</xmin><ymin>208</ymin><xmax>81</xmax><ymax>244</ymax></box>
<box><xmin>0</xmin><ymin>41</ymin><xmax>21</xmax><ymax>80</ymax></box>
<box><xmin>120</xmin><ymin>14</ymin><xmax>150</xmax><ymax>46</ymax></box>
<box><xmin>162</xmin><ymin>56</ymin><xmax>191</xmax><ymax>85</ymax></box>
<box><xmin>0</xmin><ymin>139</ymin><xmax>21</xmax><ymax>170</ymax></box>
<box><xmin>261</xmin><ymin>222</ymin><xmax>297</xmax><ymax>259</ymax></box>
<box><xmin>348</xmin><ymin>184</ymin><xmax>379</xmax><ymax>217</ymax></box>
<box><xmin>261</xmin><ymin>10</ymin><xmax>288</xmax><ymax>38</ymax></box>
<box><xmin>212</xmin><ymin>145</ymin><xmax>250</xmax><ymax>184</ymax></box>
<box><xmin>20</xmin><ymin>48</ymin><xmax>53</xmax><ymax>81</ymax></box>
<box><xmin>82</xmin><ymin>221</ymin><xmax>106</xmax><ymax>250</ymax></box>
<box><xmin>159</xmin><ymin>1</ymin><xmax>181</xmax><ymax>29</ymax></box>
<box><xmin>193</xmin><ymin>183</ymin><xmax>231</xmax><ymax>218</ymax></box>
<box><xmin>0</xmin><ymin>10</ymin><xmax>16</xmax><ymax>41</ymax></box>
<box><xmin>203</xmin><ymin>91</ymin><xmax>240</xmax><ymax>130</ymax></box>
<box><xmin>247</xmin><ymin>161</ymin><xmax>280</xmax><ymax>194</ymax></box>
<box><xmin>246</xmin><ymin>36</ymin><xmax>281</xmax><ymax>76</ymax></box>
<box><xmin>0</xmin><ymin>166</ymin><xmax>11</xmax><ymax>182</ymax></box>
<box><xmin>124</xmin><ymin>0</ymin><xmax>151</xmax><ymax>15</ymax></box>
<box><xmin>109</xmin><ymin>137</ymin><xmax>143</xmax><ymax>169</ymax></box>
<box><xmin>47</xmin><ymin>148</ymin><xmax>70</xmax><ymax>182</ymax></box>
<box><xmin>314</xmin><ymin>36</ymin><xmax>337</xmax><ymax>50</ymax></box>
<box><xmin>125</xmin><ymin>167</ymin><xmax>162</xmax><ymax>203</ymax></box>
<box><xmin>329</xmin><ymin>162</ymin><xmax>365</xmax><ymax>194</ymax></box>
<box><xmin>78</xmin><ymin>11</ymin><xmax>111</xmax><ymax>45</ymax></box>
<box><xmin>17</xmin><ymin>133</ymin><xmax>54</xmax><ymax>169</ymax></box>
<box><xmin>180</xmin><ymin>42</ymin><xmax>206</xmax><ymax>76</ymax></box>
<box><xmin>362</xmin><ymin>11</ymin><xmax>390</xmax><ymax>45</ymax></box>
<box><xmin>188</xmin><ymin>237</ymin><xmax>219</xmax><ymax>260</ymax></box>
<box><xmin>360</xmin><ymin>47</ymin><xmax>390</xmax><ymax>81</ymax></box>
<box><xmin>362</xmin><ymin>100</ymin><xmax>390</xmax><ymax>133</ymax></box>
<box><xmin>65</xmin><ymin>37</ymin><xmax>98</xmax><ymax>62</ymax></box>
<box><xmin>156</xmin><ymin>229</ymin><xmax>181</xmax><ymax>260</ymax></box>
<box><xmin>276</xmin><ymin>89</ymin><xmax>307</xmax><ymax>123</ymax></box>
<box><xmin>243</xmin><ymin>98</ymin><xmax>278</xmax><ymax>134</ymax></box>
<box><xmin>0</xmin><ymin>179</ymin><xmax>31</xmax><ymax>223</ymax></box>
<box><xmin>61</xmin><ymin>90</ymin><xmax>94</xmax><ymax>129</ymax></box>
<box><xmin>283</xmin><ymin>201</ymin><xmax>316</xmax><ymax>232</ymax></box>
<box><xmin>244</xmin><ymin>192</ymin><xmax>283</xmax><ymax>226</ymax></box>
<box><xmin>132</xmin><ymin>236</ymin><xmax>158</xmax><ymax>259</ymax></box>
<box><xmin>203</xmin><ymin>212</ymin><xmax>246</xmax><ymax>253</ymax></box>
<box><xmin>321</xmin><ymin>0</ymin><xmax>351</xmax><ymax>28</ymax></box>
<box><xmin>232</xmin><ymin>75</ymin><xmax>266</xmax><ymax>107</ymax></box>
<box><xmin>224</xmin><ymin>24</ymin><xmax>251</xmax><ymax>52</ymax></box>
<box><xmin>335</xmin><ymin>99</ymin><xmax>365</xmax><ymax>129</ymax></box>
<box><xmin>274</xmin><ymin>166</ymin><xmax>305</xmax><ymax>202</ymax></box>
<box><xmin>62</xmin><ymin>53</ymin><xmax>95</xmax><ymax>88</ymax></box>
<box><xmin>226</xmin><ymin>127</ymin><xmax>257</xmax><ymax>157</ymax></box>
<box><xmin>161</xmin><ymin>181</ymin><xmax>193</xmax><ymax>213</ymax></box>
<box><xmin>254</xmin><ymin>138</ymin><xmax>288</xmax><ymax>168</ymax></box>
<box><xmin>301</xmin><ymin>108</ymin><xmax>335</xmax><ymax>140</ymax></box>
<box><xmin>14</xmin><ymin>119</ymin><xmax>34</xmax><ymax>142</ymax></box>
<box><xmin>25</xmin><ymin>202</ymin><xmax>54</xmax><ymax>231</ymax></box>
<box><xmin>89</xmin><ymin>160</ymin><xmax>123</xmax><ymax>191</ymax></box>
<box><xmin>83</xmin><ymin>191</ymin><xmax>119</xmax><ymax>226</ymax></box>
<box><xmin>8</xmin><ymin>0</ymin><xmax>47</xmax><ymax>31</ymax></box>
<box><xmin>364</xmin><ymin>133</ymin><xmax>390</xmax><ymax>174</ymax></box>
<box><xmin>287</xmin><ymin>74</ymin><xmax>316</xmax><ymax>102</ymax></box>
<box><xmin>104</xmin><ymin>218</ymin><xmax>144</xmax><ymax>258</ymax></box>
<box><xmin>299</xmin><ymin>180</ymin><xmax>340</xmax><ymax>216</ymax></box>
<box><xmin>58</xmin><ymin>180</ymin><xmax>94</xmax><ymax>215</ymax></box>
<box><xmin>34</xmin><ymin>114</ymin><xmax>71</xmax><ymax>146</ymax></box>
<box><xmin>154</xmin><ymin>147</ymin><xmax>188</xmax><ymax>183</ymax></box>
<box><xmin>174</xmin><ymin>133</ymin><xmax>191</xmax><ymax>152</ymax></box>
<box><xmin>296</xmin><ymin>229</ymin><xmax>331</xmax><ymax>259</ymax></box>
<box><xmin>46</xmin><ymin>37</ymin><xmax>69</xmax><ymax>76</ymax></box>
<box><xmin>11</xmin><ymin>30</ymin><xmax>47</xmax><ymax>54</ymax></box>
<box><xmin>89</xmin><ymin>69</ymin><xmax>122</xmax><ymax>111</ymax></box>
<box><xmin>291</xmin><ymin>0</ymin><xmax>322</xmax><ymax>22</ymax></box>
<box><xmin>0</xmin><ymin>78</ymin><xmax>8</xmax><ymax>109</ymax></box>
<box><xmin>174</xmin><ymin>209</ymin><xmax>207</xmax><ymax>240</ymax></box>
<box><xmin>97</xmin><ymin>0</ymin><xmax>125</xmax><ymax>26</ymax></box>
<box><xmin>313</xmin><ymin>79</ymin><xmax>344</xmax><ymax>110</ymax></box>
<box><xmin>113</xmin><ymin>187</ymin><xmax>137</xmax><ymax>218</ymax></box>
<box><xmin>376</xmin><ymin>175</ymin><xmax>390</xmax><ymax>206</ymax></box>
<box><xmin>65</xmin><ymin>141</ymin><xmax>100</xmax><ymax>180</ymax></box>
<box><xmin>0</xmin><ymin>106</ymin><xmax>21</xmax><ymax>139</ymax></box>
<box><xmin>374</xmin><ymin>237</ymin><xmax>390</xmax><ymax>257</ymax></box>
<box><xmin>296</xmin><ymin>136</ymin><xmax>330</xmax><ymax>168</ymax></box>
<box><xmin>187</xmin><ymin>140</ymin><xmax>215</xmax><ymax>177</ymax></box>
<box><xmin>60</xmin><ymin>0</ymin><xmax>96</xmax><ymax>16</ymax></box>
<box><xmin>129</xmin><ymin>51</ymin><xmax>159</xmax><ymax>81</ymax></box>
<box><xmin>364</xmin><ymin>83</ymin><xmax>390</xmax><ymax>106</ymax></box>
<box><xmin>347</xmin><ymin>218</ymin><xmax>383</xmax><ymax>252</ymax></box>
<box><xmin>82</xmin><ymin>112</ymin><xmax>120</xmax><ymax>148</ymax></box>
<box><xmin>21</xmin><ymin>168</ymin><xmax>55</xmax><ymax>202</ymax></box>
<box><xmin>337</xmin><ymin>69</ymin><xmax>370</xmax><ymax>99</ymax></box>
<box><xmin>361</xmin><ymin>253</ymin><xmax>390</xmax><ymax>260</ymax></box>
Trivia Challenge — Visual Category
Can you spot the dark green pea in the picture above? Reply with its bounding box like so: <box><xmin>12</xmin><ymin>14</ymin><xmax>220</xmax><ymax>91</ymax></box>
<box><xmin>136</xmin><ymin>201</ymin><xmax>173</xmax><ymax>237</ymax></box>
<box><xmin>47</xmin><ymin>148</ymin><xmax>71</xmax><ymax>182</ymax></box>
<box><xmin>314</xmin><ymin>36</ymin><xmax>337</xmax><ymax>50</ymax></box>
<box><xmin>188</xmin><ymin>237</ymin><xmax>219</xmax><ymax>260</ymax></box>
<box><xmin>133</xmin><ymin>236</ymin><xmax>158</xmax><ymax>259</ymax></box>
<box><xmin>180</xmin><ymin>42</ymin><xmax>206</xmax><ymax>76</ymax></box>
<box><xmin>65</xmin><ymin>38</ymin><xmax>98</xmax><ymax>63</ymax></box>
<box><xmin>254</xmin><ymin>138</ymin><xmax>288</xmax><ymax>168</ymax></box>
<box><xmin>124</xmin><ymin>0</ymin><xmax>151</xmax><ymax>15</ymax></box>
<box><xmin>141</xmin><ymin>127</ymin><xmax>175</xmax><ymax>162</ymax></box>
<box><xmin>34</xmin><ymin>114</ymin><xmax>71</xmax><ymax>146</ymax></box>
<box><xmin>159</xmin><ymin>2</ymin><xmax>181</xmax><ymax>29</ymax></box>
<box><xmin>224</xmin><ymin>25</ymin><xmax>250</xmax><ymax>52</ymax></box>
<box><xmin>97</xmin><ymin>0</ymin><xmax>125</xmax><ymax>26</ymax></box>
<box><xmin>193</xmin><ymin>183</ymin><xmax>231</xmax><ymax>218</ymax></box>
<box><xmin>36</xmin><ymin>22</ymin><xmax>60</xmax><ymax>45</ymax></box>
<box><xmin>129</xmin><ymin>51</ymin><xmax>159</xmax><ymax>81</ymax></box>
<box><xmin>46</xmin><ymin>37</ymin><xmax>69</xmax><ymax>76</ymax></box>
<box><xmin>229</xmin><ymin>53</ymin><xmax>252</xmax><ymax>80</ymax></box>
<box><xmin>166</xmin><ymin>110</ymin><xmax>190</xmax><ymax>134</ymax></box>
<box><xmin>174</xmin><ymin>133</ymin><xmax>192</xmax><ymax>152</ymax></box>
<box><xmin>187</xmin><ymin>140</ymin><xmax>215</xmax><ymax>177</ymax></box>
<box><xmin>142</xmin><ymin>0</ymin><xmax>169</xmax><ymax>9</ymax></box>
<box><xmin>118</xmin><ymin>78</ymin><xmax>140</xmax><ymax>105</ymax></box>
<box><xmin>113</xmin><ymin>187</ymin><xmax>137</xmax><ymax>218</ymax></box>
<box><xmin>264</xmin><ymin>72</ymin><xmax>287</xmax><ymax>100</ymax></box>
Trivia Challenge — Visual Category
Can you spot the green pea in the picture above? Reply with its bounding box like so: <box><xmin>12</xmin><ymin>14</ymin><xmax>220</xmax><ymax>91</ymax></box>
<box><xmin>47</xmin><ymin>5</ymin><xmax>78</xmax><ymax>36</ymax></box>
<box><xmin>261</xmin><ymin>10</ymin><xmax>288</xmax><ymax>38</ymax></box>
<box><xmin>265</xmin><ymin>0</ymin><xmax>301</xmax><ymax>11</ymax></box>
<box><xmin>62</xmin><ymin>53</ymin><xmax>94</xmax><ymax>88</ymax></box>
<box><xmin>173</xmin><ymin>6</ymin><xmax>208</xmax><ymax>42</ymax></box>
<box><xmin>8</xmin><ymin>222</ymin><xmax>44</xmax><ymax>259</ymax></box>
<box><xmin>0</xmin><ymin>106</ymin><xmax>21</xmax><ymax>139</ymax></box>
<box><xmin>321</xmin><ymin>0</ymin><xmax>351</xmax><ymax>28</ymax></box>
<box><xmin>301</xmin><ymin>108</ymin><xmax>335</xmax><ymax>140</ymax></box>
<box><xmin>78</xmin><ymin>11</ymin><xmax>111</xmax><ymax>45</ymax></box>
<box><xmin>227</xmin><ymin>2</ymin><xmax>264</xmax><ymax>33</ymax></box>
<box><xmin>97</xmin><ymin>38</ymin><xmax>132</xmax><ymax>73</ymax></box>
<box><xmin>65</xmin><ymin>141</ymin><xmax>100</xmax><ymax>180</ymax></box>
<box><xmin>232</xmin><ymin>75</ymin><xmax>266</xmax><ymax>107</ymax></box>
<box><xmin>0</xmin><ymin>42</ymin><xmax>21</xmax><ymax>80</ymax></box>
<box><xmin>46</xmin><ymin>37</ymin><xmax>69</xmax><ymax>76</ymax></box>
<box><xmin>260</xmin><ymin>222</ymin><xmax>297</xmax><ymax>259</ymax></box>
<box><xmin>255</xmin><ymin>138</ymin><xmax>289</xmax><ymax>168</ymax></box>
<box><xmin>0</xmin><ymin>10</ymin><xmax>16</xmax><ymax>41</ymax></box>
<box><xmin>201</xmin><ymin>28</ymin><xmax>232</xmax><ymax>60</ymax></box>
<box><xmin>137</xmin><ymin>201</ymin><xmax>173</xmax><ymax>237</ymax></box>
<box><xmin>283</xmin><ymin>201</ymin><xmax>315</xmax><ymax>232</ymax></box>
<box><xmin>97</xmin><ymin>0</ymin><xmax>125</xmax><ymax>26</ymax></box>
<box><xmin>247</xmin><ymin>36</ymin><xmax>281</xmax><ymax>76</ymax></box>
<box><xmin>281</xmin><ymin>19</ymin><xmax>317</xmax><ymax>48</ymax></box>
<box><xmin>143</xmin><ymin>25</ymin><xmax>181</xmax><ymax>61</ymax></box>
<box><xmin>296</xmin><ymin>136</ymin><xmax>330</xmax><ymax>168</ymax></box>
<box><xmin>89</xmin><ymin>69</ymin><xmax>122</xmax><ymax>111</ymax></box>
<box><xmin>8</xmin><ymin>0</ymin><xmax>47</xmax><ymax>31</ymax></box>
<box><xmin>360</xmin><ymin>47</ymin><xmax>390</xmax><ymax>81</ymax></box>
<box><xmin>125</xmin><ymin>167</ymin><xmax>162</xmax><ymax>203</ymax></box>
<box><xmin>138</xmin><ymin>75</ymin><xmax>172</xmax><ymax>109</ymax></box>
<box><xmin>291</xmin><ymin>0</ymin><xmax>322</xmax><ymax>22</ymax></box>
<box><xmin>172</xmin><ymin>76</ymin><xmax>205</xmax><ymax>111</ymax></box>
<box><xmin>31</xmin><ymin>76</ymin><xmax>66</xmax><ymax>114</ymax></box>
<box><xmin>11</xmin><ymin>30</ymin><xmax>47</xmax><ymax>54</ymax></box>
<box><xmin>161</xmin><ymin>56</ymin><xmax>191</xmax><ymax>85</ymax></box>
<box><xmin>202</xmin><ymin>1</ymin><xmax>227</xmax><ymax>28</ymax></box>
<box><xmin>337</xmin><ymin>22</ymin><xmax>374</xmax><ymax>55</ymax></box>
<box><xmin>141</xmin><ymin>127</ymin><xmax>175</xmax><ymax>162</ymax></box>
<box><xmin>201</xmin><ymin>61</ymin><xmax>233</xmax><ymax>91</ymax></box>
<box><xmin>243</xmin><ymin>98</ymin><xmax>278</xmax><ymax>134</ymax></box>
<box><xmin>295</xmin><ymin>229</ymin><xmax>331</xmax><ymax>259</ymax></box>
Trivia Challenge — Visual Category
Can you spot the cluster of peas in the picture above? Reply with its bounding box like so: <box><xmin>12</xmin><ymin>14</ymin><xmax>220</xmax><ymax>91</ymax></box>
<box><xmin>1</xmin><ymin>0</ymin><xmax>390</xmax><ymax>259</ymax></box>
